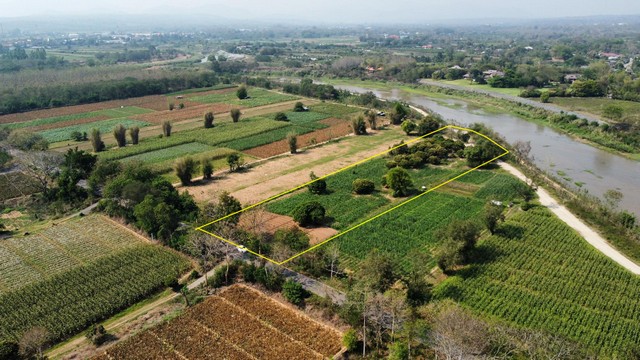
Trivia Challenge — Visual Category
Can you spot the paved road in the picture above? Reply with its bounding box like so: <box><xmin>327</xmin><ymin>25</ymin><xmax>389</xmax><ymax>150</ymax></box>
<box><xmin>418</xmin><ymin>79</ymin><xmax>605</xmax><ymax>124</ymax></box>
<box><xmin>500</xmin><ymin>162</ymin><xmax>640</xmax><ymax>275</ymax></box>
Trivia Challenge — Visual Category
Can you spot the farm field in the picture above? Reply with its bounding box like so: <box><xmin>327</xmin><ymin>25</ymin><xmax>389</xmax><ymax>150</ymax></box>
<box><xmin>39</xmin><ymin>117</ymin><xmax>152</xmax><ymax>143</ymax></box>
<box><xmin>438</xmin><ymin>207</ymin><xmax>640</xmax><ymax>355</ymax></box>
<box><xmin>0</xmin><ymin>215</ymin><xmax>190</xmax><ymax>343</ymax></box>
<box><xmin>547</xmin><ymin>97</ymin><xmax>640</xmax><ymax>126</ymax></box>
<box><xmin>189</xmin><ymin>88</ymin><xmax>299</xmax><ymax>107</ymax></box>
<box><xmin>0</xmin><ymin>172</ymin><xmax>41</xmax><ymax>201</ymax></box>
<box><xmin>94</xmin><ymin>285</ymin><xmax>342</xmax><ymax>360</ymax></box>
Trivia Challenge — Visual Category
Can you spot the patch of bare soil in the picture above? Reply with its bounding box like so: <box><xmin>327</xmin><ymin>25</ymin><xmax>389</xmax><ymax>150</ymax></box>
<box><xmin>0</xmin><ymin>210</ymin><xmax>23</xmax><ymax>219</ymax></box>
<box><xmin>238</xmin><ymin>210</ymin><xmax>338</xmax><ymax>246</ymax></box>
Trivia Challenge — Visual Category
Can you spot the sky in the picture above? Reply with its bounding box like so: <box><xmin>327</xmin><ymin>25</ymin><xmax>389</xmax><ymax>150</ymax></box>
<box><xmin>1</xmin><ymin>0</ymin><xmax>639</xmax><ymax>23</ymax></box>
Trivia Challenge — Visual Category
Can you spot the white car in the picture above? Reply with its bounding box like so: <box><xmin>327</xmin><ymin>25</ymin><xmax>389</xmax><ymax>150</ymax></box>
<box><xmin>237</xmin><ymin>245</ymin><xmax>248</xmax><ymax>253</ymax></box>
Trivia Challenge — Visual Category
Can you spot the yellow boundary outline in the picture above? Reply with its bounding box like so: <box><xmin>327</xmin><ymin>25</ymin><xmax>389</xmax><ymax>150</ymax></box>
<box><xmin>196</xmin><ymin>125</ymin><xmax>509</xmax><ymax>265</ymax></box>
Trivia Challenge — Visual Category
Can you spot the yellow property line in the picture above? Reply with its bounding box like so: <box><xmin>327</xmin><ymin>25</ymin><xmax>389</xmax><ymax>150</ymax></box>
<box><xmin>196</xmin><ymin>125</ymin><xmax>509</xmax><ymax>265</ymax></box>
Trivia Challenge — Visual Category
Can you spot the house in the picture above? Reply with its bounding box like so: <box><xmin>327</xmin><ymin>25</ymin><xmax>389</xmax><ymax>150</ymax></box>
<box><xmin>463</xmin><ymin>73</ymin><xmax>472</xmax><ymax>79</ymax></box>
<box><xmin>421</xmin><ymin>44</ymin><xmax>433</xmax><ymax>49</ymax></box>
<box><xmin>564</xmin><ymin>74</ymin><xmax>581</xmax><ymax>83</ymax></box>
<box><xmin>600</xmin><ymin>52</ymin><xmax>621</xmax><ymax>60</ymax></box>
<box><xmin>525</xmin><ymin>46</ymin><xmax>534</xmax><ymax>50</ymax></box>
<box><xmin>450</xmin><ymin>65</ymin><xmax>463</xmax><ymax>70</ymax></box>
<box><xmin>483</xmin><ymin>70</ymin><xmax>505</xmax><ymax>79</ymax></box>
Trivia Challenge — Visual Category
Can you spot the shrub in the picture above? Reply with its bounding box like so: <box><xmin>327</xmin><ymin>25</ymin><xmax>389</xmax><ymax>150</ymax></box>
<box><xmin>365</xmin><ymin>110</ymin><xmax>377</xmax><ymax>130</ymax></box>
<box><xmin>293</xmin><ymin>201</ymin><xmax>325</xmax><ymax>227</ymax></box>
<box><xmin>287</xmin><ymin>132</ymin><xmax>298</xmax><ymax>154</ymax></box>
<box><xmin>385</xmin><ymin>167</ymin><xmax>413</xmax><ymax>197</ymax></box>
<box><xmin>352</xmin><ymin>179</ymin><xmax>375</xmax><ymax>194</ymax></box>
<box><xmin>540</xmin><ymin>91</ymin><xmax>551</xmax><ymax>103</ymax></box>
<box><xmin>113</xmin><ymin>124</ymin><xmax>127</xmax><ymax>147</ymax></box>
<box><xmin>236</xmin><ymin>86</ymin><xmax>248</xmax><ymax>100</ymax></box>
<box><xmin>0</xmin><ymin>341</ymin><xmax>19</xmax><ymax>359</ymax></box>
<box><xmin>274</xmin><ymin>112</ymin><xmax>289</xmax><ymax>121</ymax></box>
<box><xmin>230</xmin><ymin>108</ymin><xmax>241</xmax><ymax>123</ymax></box>
<box><xmin>162</xmin><ymin>120</ymin><xmax>172</xmax><ymax>137</ymax></box>
<box><xmin>342</xmin><ymin>329</ymin><xmax>358</xmax><ymax>352</ymax></box>
<box><xmin>7</xmin><ymin>131</ymin><xmax>48</xmax><ymax>151</ymax></box>
<box><xmin>129</xmin><ymin>127</ymin><xmax>140</xmax><ymax>145</ymax></box>
<box><xmin>226</xmin><ymin>153</ymin><xmax>244</xmax><ymax>172</ymax></box>
<box><xmin>85</xmin><ymin>324</ymin><xmax>109</xmax><ymax>346</ymax></box>
<box><xmin>308</xmin><ymin>171</ymin><xmax>327</xmax><ymax>194</ymax></box>
<box><xmin>201</xmin><ymin>158</ymin><xmax>213</xmax><ymax>179</ymax></box>
<box><xmin>168</xmin><ymin>103</ymin><xmax>174</xmax><ymax>111</ymax></box>
<box><xmin>90</xmin><ymin>129</ymin><xmax>105</xmax><ymax>153</ymax></box>
<box><xmin>282</xmin><ymin>279</ymin><xmax>305</xmax><ymax>305</ymax></box>
<box><xmin>179</xmin><ymin>103</ymin><xmax>185</xmax><ymax>109</ymax></box>
<box><xmin>293</xmin><ymin>101</ymin><xmax>305</xmax><ymax>112</ymax></box>
<box><xmin>416</xmin><ymin>116</ymin><xmax>441</xmax><ymax>136</ymax></box>
<box><xmin>401</xmin><ymin>120</ymin><xmax>416</xmax><ymax>135</ymax></box>
<box><xmin>351</xmin><ymin>116</ymin><xmax>367</xmax><ymax>135</ymax></box>
<box><xmin>204</xmin><ymin>112</ymin><xmax>214</xmax><ymax>128</ymax></box>
<box><xmin>175</xmin><ymin>157</ymin><xmax>197</xmax><ymax>186</ymax></box>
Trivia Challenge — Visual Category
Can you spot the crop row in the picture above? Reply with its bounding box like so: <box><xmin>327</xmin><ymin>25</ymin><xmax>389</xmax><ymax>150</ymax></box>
<box><xmin>4</xmin><ymin>106</ymin><xmax>152</xmax><ymax>130</ymax></box>
<box><xmin>189</xmin><ymin>88</ymin><xmax>299</xmax><ymax>107</ymax></box>
<box><xmin>447</xmin><ymin>208</ymin><xmax>640</xmax><ymax>354</ymax></box>
<box><xmin>0</xmin><ymin>245</ymin><xmax>189</xmax><ymax>343</ymax></box>
<box><xmin>38</xmin><ymin>118</ymin><xmax>152</xmax><ymax>142</ymax></box>
<box><xmin>99</xmin><ymin>116</ymin><xmax>289</xmax><ymax>161</ymax></box>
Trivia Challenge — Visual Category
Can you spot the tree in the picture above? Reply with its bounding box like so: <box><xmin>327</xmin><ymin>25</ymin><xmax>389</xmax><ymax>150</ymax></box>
<box><xmin>483</xmin><ymin>203</ymin><xmax>504</xmax><ymax>234</ymax></box>
<box><xmin>7</xmin><ymin>131</ymin><xmax>49</xmax><ymax>151</ymax></box>
<box><xmin>85</xmin><ymin>324</ymin><xmax>109</xmax><ymax>346</ymax></box>
<box><xmin>134</xmin><ymin>195</ymin><xmax>180</xmax><ymax>240</ymax></box>
<box><xmin>352</xmin><ymin>116</ymin><xmax>367</xmax><ymax>135</ymax></box>
<box><xmin>540</xmin><ymin>91</ymin><xmax>551</xmax><ymax>103</ymax></box>
<box><xmin>385</xmin><ymin>167</ymin><xmax>413</xmax><ymax>197</ymax></box>
<box><xmin>388</xmin><ymin>341</ymin><xmax>409</xmax><ymax>360</ymax></box>
<box><xmin>436</xmin><ymin>220</ymin><xmax>481</xmax><ymax>272</ymax></box>
<box><xmin>292</xmin><ymin>201</ymin><xmax>325</xmax><ymax>227</ymax></box>
<box><xmin>17</xmin><ymin>150</ymin><xmax>63</xmax><ymax>195</ymax></box>
<box><xmin>390</xmin><ymin>102</ymin><xmax>409</xmax><ymax>125</ymax></box>
<box><xmin>416</xmin><ymin>116</ymin><xmax>441</xmax><ymax>136</ymax></box>
<box><xmin>175</xmin><ymin>157</ymin><xmax>197</xmax><ymax>186</ymax></box>
<box><xmin>113</xmin><ymin>124</ymin><xmax>127</xmax><ymax>147</ymax></box>
<box><xmin>90</xmin><ymin>128</ymin><xmax>105</xmax><ymax>153</ymax></box>
<box><xmin>282</xmin><ymin>279</ymin><xmax>305</xmax><ymax>305</ymax></box>
<box><xmin>230</xmin><ymin>108</ymin><xmax>242</xmax><ymax>123</ymax></box>
<box><xmin>64</xmin><ymin>147</ymin><xmax>97</xmax><ymax>178</ymax></box>
<box><xmin>204</xmin><ymin>111</ymin><xmax>215</xmax><ymax>128</ymax></box>
<box><xmin>343</xmin><ymin>329</ymin><xmax>359</xmax><ymax>352</ymax></box>
<box><xmin>237</xmin><ymin>86</ymin><xmax>248</xmax><ymax>100</ymax></box>
<box><xmin>401</xmin><ymin>120</ymin><xmax>416</xmax><ymax>135</ymax></box>
<box><xmin>464</xmin><ymin>138</ymin><xmax>502</xmax><ymax>168</ymax></box>
<box><xmin>287</xmin><ymin>132</ymin><xmax>298</xmax><ymax>154</ymax></box>
<box><xmin>293</xmin><ymin>101</ymin><xmax>305</xmax><ymax>112</ymax></box>
<box><xmin>202</xmin><ymin>191</ymin><xmax>243</xmax><ymax>225</ymax></box>
<box><xmin>129</xmin><ymin>126</ymin><xmax>140</xmax><ymax>145</ymax></box>
<box><xmin>19</xmin><ymin>327</ymin><xmax>49</xmax><ymax>360</ymax></box>
<box><xmin>365</xmin><ymin>110</ymin><xmax>377</xmax><ymax>130</ymax></box>
<box><xmin>352</xmin><ymin>179</ymin><xmax>375</xmax><ymax>194</ymax></box>
<box><xmin>201</xmin><ymin>158</ymin><xmax>213</xmax><ymax>180</ymax></box>
<box><xmin>226</xmin><ymin>153</ymin><xmax>244</xmax><ymax>172</ymax></box>
<box><xmin>358</xmin><ymin>249</ymin><xmax>399</xmax><ymax>292</ymax></box>
<box><xmin>308</xmin><ymin>171</ymin><xmax>327</xmax><ymax>194</ymax></box>
<box><xmin>274</xmin><ymin>112</ymin><xmax>289</xmax><ymax>121</ymax></box>
<box><xmin>436</xmin><ymin>238</ymin><xmax>465</xmax><ymax>273</ymax></box>
<box><xmin>162</xmin><ymin>120</ymin><xmax>172</xmax><ymax>137</ymax></box>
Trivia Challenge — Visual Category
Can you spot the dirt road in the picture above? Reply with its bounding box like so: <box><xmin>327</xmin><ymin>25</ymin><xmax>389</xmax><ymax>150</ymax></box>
<box><xmin>500</xmin><ymin>162</ymin><xmax>640</xmax><ymax>275</ymax></box>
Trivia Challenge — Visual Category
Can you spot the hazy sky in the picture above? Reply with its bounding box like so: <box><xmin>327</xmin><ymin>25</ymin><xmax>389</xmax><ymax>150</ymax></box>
<box><xmin>1</xmin><ymin>0</ymin><xmax>639</xmax><ymax>23</ymax></box>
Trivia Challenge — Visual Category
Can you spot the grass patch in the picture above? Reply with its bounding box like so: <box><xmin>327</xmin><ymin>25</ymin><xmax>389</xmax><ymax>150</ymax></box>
<box><xmin>190</xmin><ymin>88</ymin><xmax>298</xmax><ymax>107</ymax></box>
<box><xmin>38</xmin><ymin>118</ymin><xmax>151</xmax><ymax>142</ymax></box>
<box><xmin>121</xmin><ymin>142</ymin><xmax>216</xmax><ymax>164</ymax></box>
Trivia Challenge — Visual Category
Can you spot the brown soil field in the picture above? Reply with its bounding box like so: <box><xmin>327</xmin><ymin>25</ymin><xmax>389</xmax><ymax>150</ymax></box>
<box><xmin>30</xmin><ymin>115</ymin><xmax>111</xmax><ymax>131</ymax></box>
<box><xmin>238</xmin><ymin>210</ymin><xmax>338</xmax><ymax>246</ymax></box>
<box><xmin>244</xmin><ymin>118</ymin><xmax>352</xmax><ymax>159</ymax></box>
<box><xmin>0</xmin><ymin>95</ymin><xmax>169</xmax><ymax>124</ymax></box>
<box><xmin>131</xmin><ymin>103</ymin><xmax>238</xmax><ymax>124</ymax></box>
<box><xmin>93</xmin><ymin>284</ymin><xmax>342</xmax><ymax>360</ymax></box>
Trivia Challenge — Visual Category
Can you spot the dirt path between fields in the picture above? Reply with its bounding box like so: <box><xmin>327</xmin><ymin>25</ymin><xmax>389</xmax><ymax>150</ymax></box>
<box><xmin>499</xmin><ymin>162</ymin><xmax>640</xmax><ymax>275</ymax></box>
<box><xmin>183</xmin><ymin>129</ymin><xmax>399</xmax><ymax>205</ymax></box>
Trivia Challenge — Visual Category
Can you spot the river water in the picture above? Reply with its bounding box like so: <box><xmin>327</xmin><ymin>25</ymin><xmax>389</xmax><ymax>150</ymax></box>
<box><xmin>335</xmin><ymin>85</ymin><xmax>640</xmax><ymax>217</ymax></box>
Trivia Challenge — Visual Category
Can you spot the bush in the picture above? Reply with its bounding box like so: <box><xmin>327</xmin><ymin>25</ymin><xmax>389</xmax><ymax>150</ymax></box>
<box><xmin>230</xmin><ymin>108</ymin><xmax>241</xmax><ymax>123</ymax></box>
<box><xmin>85</xmin><ymin>324</ymin><xmax>109</xmax><ymax>346</ymax></box>
<box><xmin>308</xmin><ymin>172</ymin><xmax>327</xmax><ymax>194</ymax></box>
<box><xmin>282</xmin><ymin>279</ymin><xmax>305</xmax><ymax>305</ymax></box>
<box><xmin>7</xmin><ymin>131</ymin><xmax>48</xmax><ymax>151</ymax></box>
<box><xmin>385</xmin><ymin>167</ymin><xmax>413</xmax><ymax>197</ymax></box>
<box><xmin>242</xmin><ymin>263</ymin><xmax>284</xmax><ymax>291</ymax></box>
<box><xmin>342</xmin><ymin>329</ymin><xmax>358</xmax><ymax>352</ymax></box>
<box><xmin>129</xmin><ymin>127</ymin><xmax>140</xmax><ymax>145</ymax></box>
<box><xmin>0</xmin><ymin>341</ymin><xmax>19</xmax><ymax>359</ymax></box>
<box><xmin>201</xmin><ymin>158</ymin><xmax>213</xmax><ymax>180</ymax></box>
<box><xmin>237</xmin><ymin>86</ymin><xmax>248</xmax><ymax>100</ymax></box>
<box><xmin>162</xmin><ymin>120</ymin><xmax>172</xmax><ymax>137</ymax></box>
<box><xmin>287</xmin><ymin>132</ymin><xmax>298</xmax><ymax>154</ymax></box>
<box><xmin>204</xmin><ymin>112</ymin><xmax>214</xmax><ymax>128</ymax></box>
<box><xmin>207</xmin><ymin>262</ymin><xmax>239</xmax><ymax>288</ymax></box>
<box><xmin>293</xmin><ymin>101</ymin><xmax>305</xmax><ymax>112</ymax></box>
<box><xmin>352</xmin><ymin>179</ymin><xmax>375</xmax><ymax>194</ymax></box>
<box><xmin>351</xmin><ymin>116</ymin><xmax>367</xmax><ymax>135</ymax></box>
<box><xmin>90</xmin><ymin>129</ymin><xmax>105</xmax><ymax>153</ymax></box>
<box><xmin>401</xmin><ymin>120</ymin><xmax>416</xmax><ymax>135</ymax></box>
<box><xmin>293</xmin><ymin>201</ymin><xmax>325</xmax><ymax>227</ymax></box>
<box><xmin>274</xmin><ymin>112</ymin><xmax>289</xmax><ymax>121</ymax></box>
<box><xmin>113</xmin><ymin>124</ymin><xmax>127</xmax><ymax>147</ymax></box>
<box><xmin>175</xmin><ymin>157</ymin><xmax>197</xmax><ymax>186</ymax></box>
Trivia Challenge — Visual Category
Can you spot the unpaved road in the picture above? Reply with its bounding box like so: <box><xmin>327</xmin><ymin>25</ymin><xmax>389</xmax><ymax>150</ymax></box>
<box><xmin>500</xmin><ymin>162</ymin><xmax>640</xmax><ymax>275</ymax></box>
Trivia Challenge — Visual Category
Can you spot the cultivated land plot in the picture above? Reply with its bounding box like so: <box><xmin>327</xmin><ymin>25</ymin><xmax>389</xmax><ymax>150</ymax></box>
<box><xmin>0</xmin><ymin>214</ymin><xmax>143</xmax><ymax>293</ymax></box>
<box><xmin>0</xmin><ymin>172</ymin><xmax>41</xmax><ymax>200</ymax></box>
<box><xmin>39</xmin><ymin>117</ymin><xmax>152</xmax><ymax>143</ymax></box>
<box><xmin>3</xmin><ymin>106</ymin><xmax>152</xmax><ymax>131</ymax></box>
<box><xmin>189</xmin><ymin>88</ymin><xmax>299</xmax><ymax>107</ymax></box>
<box><xmin>95</xmin><ymin>285</ymin><xmax>342</xmax><ymax>360</ymax></box>
<box><xmin>444</xmin><ymin>207</ymin><xmax>640</xmax><ymax>354</ymax></box>
<box><xmin>199</xmin><ymin>126</ymin><xmax>509</xmax><ymax>265</ymax></box>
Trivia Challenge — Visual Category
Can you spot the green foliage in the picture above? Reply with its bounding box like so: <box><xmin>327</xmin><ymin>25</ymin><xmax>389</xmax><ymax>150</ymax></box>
<box><xmin>390</xmin><ymin>102</ymin><xmax>409</xmax><ymax>125</ymax></box>
<box><xmin>416</xmin><ymin>116</ymin><xmax>442</xmax><ymax>136</ymax></box>
<box><xmin>7</xmin><ymin>131</ymin><xmax>48</xmax><ymax>151</ymax></box>
<box><xmin>242</xmin><ymin>263</ymin><xmax>284</xmax><ymax>291</ymax></box>
<box><xmin>204</xmin><ymin>111</ymin><xmax>214</xmax><ymax>128</ymax></box>
<box><xmin>342</xmin><ymin>329</ymin><xmax>358</xmax><ymax>352</ymax></box>
<box><xmin>308</xmin><ymin>171</ymin><xmax>327</xmax><ymax>195</ymax></box>
<box><xmin>174</xmin><ymin>156</ymin><xmax>197</xmax><ymax>186</ymax></box>
<box><xmin>388</xmin><ymin>341</ymin><xmax>409</xmax><ymax>360</ymax></box>
<box><xmin>85</xmin><ymin>324</ymin><xmax>109</xmax><ymax>346</ymax></box>
<box><xmin>203</xmin><ymin>191</ymin><xmax>242</xmax><ymax>225</ymax></box>
<box><xmin>352</xmin><ymin>179</ymin><xmax>375</xmax><ymax>195</ymax></box>
<box><xmin>226</xmin><ymin>153</ymin><xmax>244</xmax><ymax>172</ymax></box>
<box><xmin>401</xmin><ymin>120</ymin><xmax>416</xmax><ymax>135</ymax></box>
<box><xmin>443</xmin><ymin>208</ymin><xmax>640</xmax><ymax>354</ymax></box>
<box><xmin>119</xmin><ymin>143</ymin><xmax>220</xmax><ymax>165</ymax></box>
<box><xmin>385</xmin><ymin>167</ymin><xmax>413</xmax><ymax>197</ymax></box>
<box><xmin>162</xmin><ymin>120</ymin><xmax>172</xmax><ymax>137</ymax></box>
<box><xmin>90</xmin><ymin>128</ymin><xmax>105</xmax><ymax>153</ymax></box>
<box><xmin>286</xmin><ymin>132</ymin><xmax>297</xmax><ymax>154</ymax></box>
<box><xmin>38</xmin><ymin>118</ymin><xmax>150</xmax><ymax>143</ymax></box>
<box><xmin>230</xmin><ymin>108</ymin><xmax>241</xmax><ymax>123</ymax></box>
<box><xmin>191</xmin><ymin>88</ymin><xmax>298</xmax><ymax>107</ymax></box>
<box><xmin>570</xmin><ymin>79</ymin><xmax>605</xmax><ymax>97</ymax></box>
<box><xmin>236</xmin><ymin>86</ymin><xmax>248</xmax><ymax>100</ymax></box>
<box><xmin>274</xmin><ymin>227</ymin><xmax>310</xmax><ymax>252</ymax></box>
<box><xmin>113</xmin><ymin>124</ymin><xmax>127</xmax><ymax>147</ymax></box>
<box><xmin>351</xmin><ymin>116</ymin><xmax>367</xmax><ymax>135</ymax></box>
<box><xmin>464</xmin><ymin>138</ymin><xmax>504</xmax><ymax>168</ymax></box>
<box><xmin>602</xmin><ymin>104</ymin><xmax>624</xmax><ymax>120</ymax></box>
<box><xmin>292</xmin><ymin>201</ymin><xmax>326</xmax><ymax>227</ymax></box>
<box><xmin>0</xmin><ymin>245</ymin><xmax>189</xmax><ymax>344</ymax></box>
<box><xmin>282</xmin><ymin>280</ymin><xmax>305</xmax><ymax>305</ymax></box>
<box><xmin>483</xmin><ymin>203</ymin><xmax>504</xmax><ymax>234</ymax></box>
<box><xmin>358</xmin><ymin>249</ymin><xmax>399</xmax><ymax>292</ymax></box>
<box><xmin>293</xmin><ymin>101</ymin><xmax>305</xmax><ymax>112</ymax></box>
<box><xmin>540</xmin><ymin>91</ymin><xmax>550</xmax><ymax>103</ymax></box>
<box><xmin>129</xmin><ymin>126</ymin><xmax>140</xmax><ymax>145</ymax></box>
<box><xmin>474</xmin><ymin>174</ymin><xmax>531</xmax><ymax>201</ymax></box>
<box><xmin>0</xmin><ymin>340</ymin><xmax>19</xmax><ymax>359</ymax></box>
<box><xmin>201</xmin><ymin>158</ymin><xmax>213</xmax><ymax>180</ymax></box>
<box><xmin>274</xmin><ymin>112</ymin><xmax>289</xmax><ymax>121</ymax></box>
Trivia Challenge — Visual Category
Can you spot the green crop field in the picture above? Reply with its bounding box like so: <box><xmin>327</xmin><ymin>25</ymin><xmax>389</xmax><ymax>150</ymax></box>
<box><xmin>0</xmin><ymin>172</ymin><xmax>41</xmax><ymax>200</ymax></box>
<box><xmin>310</xmin><ymin>103</ymin><xmax>362</xmax><ymax>117</ymax></box>
<box><xmin>4</xmin><ymin>106</ymin><xmax>153</xmax><ymax>130</ymax></box>
<box><xmin>0</xmin><ymin>215</ymin><xmax>145</xmax><ymax>293</ymax></box>
<box><xmin>473</xmin><ymin>173</ymin><xmax>528</xmax><ymax>201</ymax></box>
<box><xmin>0</xmin><ymin>245</ymin><xmax>189</xmax><ymax>343</ymax></box>
<box><xmin>436</xmin><ymin>207</ymin><xmax>640</xmax><ymax>355</ymax></box>
<box><xmin>121</xmin><ymin>142</ymin><xmax>217</xmax><ymax>164</ymax></box>
<box><xmin>38</xmin><ymin>118</ymin><xmax>152</xmax><ymax>142</ymax></box>
<box><xmin>99</xmin><ymin>116</ymin><xmax>290</xmax><ymax>161</ymax></box>
<box><xmin>283</xmin><ymin>111</ymin><xmax>330</xmax><ymax>125</ymax></box>
<box><xmin>168</xmin><ymin>84</ymin><xmax>237</xmax><ymax>96</ymax></box>
<box><xmin>189</xmin><ymin>88</ymin><xmax>299</xmax><ymax>107</ymax></box>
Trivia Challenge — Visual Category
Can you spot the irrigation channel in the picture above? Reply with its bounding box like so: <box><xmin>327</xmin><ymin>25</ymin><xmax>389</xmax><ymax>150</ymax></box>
<box><xmin>335</xmin><ymin>84</ymin><xmax>640</xmax><ymax>217</ymax></box>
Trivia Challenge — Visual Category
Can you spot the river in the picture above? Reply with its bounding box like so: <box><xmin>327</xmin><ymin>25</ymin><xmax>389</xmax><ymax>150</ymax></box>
<box><xmin>335</xmin><ymin>85</ymin><xmax>640</xmax><ymax>217</ymax></box>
